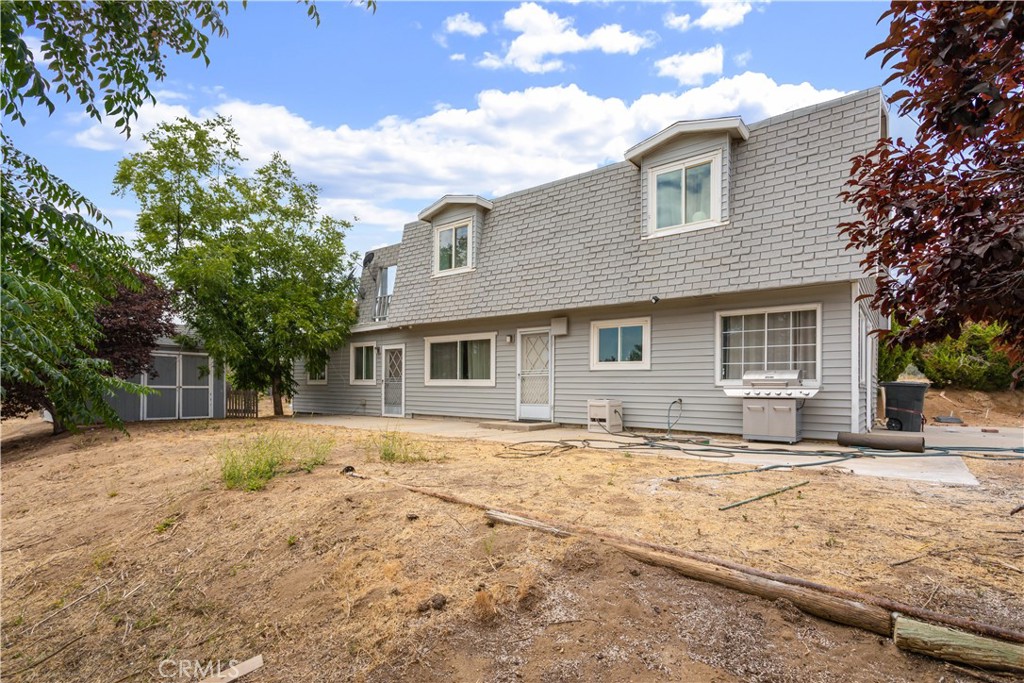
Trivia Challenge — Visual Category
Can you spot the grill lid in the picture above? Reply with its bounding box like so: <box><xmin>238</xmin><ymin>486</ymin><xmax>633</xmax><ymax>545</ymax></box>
<box><xmin>742</xmin><ymin>369</ymin><xmax>802</xmax><ymax>387</ymax></box>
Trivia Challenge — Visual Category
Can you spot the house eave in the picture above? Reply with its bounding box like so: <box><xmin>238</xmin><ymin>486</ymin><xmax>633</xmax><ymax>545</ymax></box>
<box><xmin>417</xmin><ymin>194</ymin><xmax>494</xmax><ymax>222</ymax></box>
<box><xmin>625</xmin><ymin>117</ymin><xmax>749</xmax><ymax>166</ymax></box>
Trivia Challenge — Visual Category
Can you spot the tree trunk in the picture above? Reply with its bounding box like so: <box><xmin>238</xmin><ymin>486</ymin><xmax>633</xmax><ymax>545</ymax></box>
<box><xmin>271</xmin><ymin>378</ymin><xmax>284</xmax><ymax>416</ymax></box>
<box><xmin>42</xmin><ymin>399</ymin><xmax>67</xmax><ymax>435</ymax></box>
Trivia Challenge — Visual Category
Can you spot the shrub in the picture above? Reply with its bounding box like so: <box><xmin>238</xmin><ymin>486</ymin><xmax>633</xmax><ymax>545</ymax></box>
<box><xmin>917</xmin><ymin>321</ymin><xmax>1018</xmax><ymax>390</ymax></box>
<box><xmin>878</xmin><ymin>319</ymin><xmax>1019</xmax><ymax>390</ymax></box>
<box><xmin>878</xmin><ymin>336</ymin><xmax>918</xmax><ymax>383</ymax></box>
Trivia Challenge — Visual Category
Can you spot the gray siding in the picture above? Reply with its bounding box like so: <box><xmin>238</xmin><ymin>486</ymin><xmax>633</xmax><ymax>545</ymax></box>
<box><xmin>295</xmin><ymin>283</ymin><xmax>856</xmax><ymax>439</ymax></box>
<box><xmin>106</xmin><ymin>375</ymin><xmax>143</xmax><ymax>422</ymax></box>
<box><xmin>372</xmin><ymin>88</ymin><xmax>884</xmax><ymax>329</ymax></box>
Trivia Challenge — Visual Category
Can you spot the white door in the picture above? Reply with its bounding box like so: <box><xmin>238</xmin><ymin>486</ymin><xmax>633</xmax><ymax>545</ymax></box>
<box><xmin>517</xmin><ymin>329</ymin><xmax>552</xmax><ymax>421</ymax></box>
<box><xmin>382</xmin><ymin>345</ymin><xmax>405</xmax><ymax>417</ymax></box>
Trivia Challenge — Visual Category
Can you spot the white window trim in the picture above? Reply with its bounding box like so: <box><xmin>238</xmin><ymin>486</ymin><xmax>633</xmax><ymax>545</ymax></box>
<box><xmin>646</xmin><ymin>150</ymin><xmax>724</xmax><ymax>238</ymax></box>
<box><xmin>589</xmin><ymin>317</ymin><xmax>652</xmax><ymax>371</ymax></box>
<box><xmin>306</xmin><ymin>364</ymin><xmax>328</xmax><ymax>385</ymax></box>
<box><xmin>432</xmin><ymin>218</ymin><xmax>474</xmax><ymax>278</ymax></box>
<box><xmin>714</xmin><ymin>303</ymin><xmax>823</xmax><ymax>387</ymax></box>
<box><xmin>423</xmin><ymin>332</ymin><xmax>496</xmax><ymax>387</ymax></box>
<box><xmin>349</xmin><ymin>342</ymin><xmax>376</xmax><ymax>386</ymax></box>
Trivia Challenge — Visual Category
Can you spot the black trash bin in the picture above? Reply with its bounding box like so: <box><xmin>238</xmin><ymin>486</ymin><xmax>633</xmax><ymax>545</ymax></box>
<box><xmin>881</xmin><ymin>382</ymin><xmax>928</xmax><ymax>432</ymax></box>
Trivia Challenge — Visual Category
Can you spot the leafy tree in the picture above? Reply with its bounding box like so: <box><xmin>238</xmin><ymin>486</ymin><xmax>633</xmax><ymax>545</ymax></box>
<box><xmin>94</xmin><ymin>271</ymin><xmax>178</xmax><ymax>379</ymax></box>
<box><xmin>115</xmin><ymin>117</ymin><xmax>358</xmax><ymax>415</ymax></box>
<box><xmin>2</xmin><ymin>271</ymin><xmax>177</xmax><ymax>433</ymax></box>
<box><xmin>1</xmin><ymin>2</ymin><xmax>235</xmax><ymax>431</ymax></box>
<box><xmin>2</xmin><ymin>1</ymin><xmax>371</xmax><ymax>430</ymax></box>
<box><xmin>840</xmin><ymin>2</ymin><xmax>1024</xmax><ymax>357</ymax></box>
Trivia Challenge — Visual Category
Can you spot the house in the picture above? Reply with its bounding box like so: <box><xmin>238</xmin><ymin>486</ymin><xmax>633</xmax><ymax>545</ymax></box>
<box><xmin>105</xmin><ymin>334</ymin><xmax>227</xmax><ymax>421</ymax></box>
<box><xmin>293</xmin><ymin>88</ymin><xmax>887</xmax><ymax>440</ymax></box>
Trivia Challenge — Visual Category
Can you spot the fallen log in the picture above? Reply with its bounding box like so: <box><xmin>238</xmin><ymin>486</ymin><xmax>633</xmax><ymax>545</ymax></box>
<box><xmin>346</xmin><ymin>471</ymin><xmax>1024</xmax><ymax>647</ymax></box>
<box><xmin>612</xmin><ymin>543</ymin><xmax>893</xmax><ymax>636</ymax></box>
<box><xmin>894</xmin><ymin>616</ymin><xmax>1024</xmax><ymax>674</ymax></box>
<box><xmin>485</xmin><ymin>505</ymin><xmax>1024</xmax><ymax>645</ymax></box>
<box><xmin>484</xmin><ymin>510</ymin><xmax>571</xmax><ymax>537</ymax></box>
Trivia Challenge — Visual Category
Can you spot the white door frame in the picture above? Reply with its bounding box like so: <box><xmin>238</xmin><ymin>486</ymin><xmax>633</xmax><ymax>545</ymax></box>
<box><xmin>381</xmin><ymin>344</ymin><xmax>406</xmax><ymax>417</ymax></box>
<box><xmin>516</xmin><ymin>327</ymin><xmax>553</xmax><ymax>421</ymax></box>
<box><xmin>143</xmin><ymin>352</ymin><xmax>180</xmax><ymax>421</ymax></box>
<box><xmin>179</xmin><ymin>351</ymin><xmax>214</xmax><ymax>419</ymax></box>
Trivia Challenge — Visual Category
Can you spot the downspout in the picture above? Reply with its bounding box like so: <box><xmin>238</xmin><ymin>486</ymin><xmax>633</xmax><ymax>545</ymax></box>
<box><xmin>850</xmin><ymin>282</ymin><xmax>860</xmax><ymax>433</ymax></box>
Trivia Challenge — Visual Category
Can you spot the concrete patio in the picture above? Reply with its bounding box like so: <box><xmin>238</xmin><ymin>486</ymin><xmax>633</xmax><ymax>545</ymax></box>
<box><xmin>291</xmin><ymin>414</ymin><xmax>1022</xmax><ymax>486</ymax></box>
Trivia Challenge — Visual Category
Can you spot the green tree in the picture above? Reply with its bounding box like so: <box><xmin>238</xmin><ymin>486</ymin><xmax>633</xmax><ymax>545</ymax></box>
<box><xmin>1</xmin><ymin>1</ymin><xmax>366</xmax><ymax>430</ymax></box>
<box><xmin>115</xmin><ymin>117</ymin><xmax>358</xmax><ymax>415</ymax></box>
<box><xmin>840</xmin><ymin>2</ymin><xmax>1023</xmax><ymax>354</ymax></box>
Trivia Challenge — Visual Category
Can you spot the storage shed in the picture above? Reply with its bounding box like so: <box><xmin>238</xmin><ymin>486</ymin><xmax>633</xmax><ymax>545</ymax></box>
<box><xmin>105</xmin><ymin>336</ymin><xmax>227</xmax><ymax>421</ymax></box>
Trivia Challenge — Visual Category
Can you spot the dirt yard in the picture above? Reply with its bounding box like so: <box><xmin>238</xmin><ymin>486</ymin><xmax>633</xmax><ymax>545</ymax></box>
<box><xmin>2</xmin><ymin>415</ymin><xmax>1022</xmax><ymax>682</ymax></box>
<box><xmin>922</xmin><ymin>388</ymin><xmax>1023</xmax><ymax>428</ymax></box>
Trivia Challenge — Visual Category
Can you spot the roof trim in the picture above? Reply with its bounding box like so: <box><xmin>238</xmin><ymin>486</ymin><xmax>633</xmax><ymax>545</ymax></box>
<box><xmin>417</xmin><ymin>194</ymin><xmax>494</xmax><ymax>222</ymax></box>
<box><xmin>624</xmin><ymin>117</ymin><xmax>749</xmax><ymax>166</ymax></box>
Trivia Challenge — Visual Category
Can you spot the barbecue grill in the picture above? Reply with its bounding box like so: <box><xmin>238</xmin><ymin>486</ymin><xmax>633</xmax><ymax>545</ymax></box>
<box><xmin>722</xmin><ymin>370</ymin><xmax>819</xmax><ymax>443</ymax></box>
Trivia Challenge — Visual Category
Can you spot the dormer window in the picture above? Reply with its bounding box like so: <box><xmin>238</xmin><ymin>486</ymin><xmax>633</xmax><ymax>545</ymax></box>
<box><xmin>434</xmin><ymin>220</ymin><xmax>472</xmax><ymax>275</ymax></box>
<box><xmin>649</xmin><ymin>150</ymin><xmax>722</xmax><ymax>236</ymax></box>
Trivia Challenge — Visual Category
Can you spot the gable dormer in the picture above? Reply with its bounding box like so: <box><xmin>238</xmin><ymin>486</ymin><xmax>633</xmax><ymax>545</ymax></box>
<box><xmin>625</xmin><ymin>118</ymin><xmax>749</xmax><ymax>239</ymax></box>
<box><xmin>417</xmin><ymin>195</ymin><xmax>493</xmax><ymax>278</ymax></box>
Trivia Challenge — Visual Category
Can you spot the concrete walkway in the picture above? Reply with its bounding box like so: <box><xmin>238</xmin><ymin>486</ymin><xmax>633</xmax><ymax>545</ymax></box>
<box><xmin>291</xmin><ymin>414</ymin><xmax>1022</xmax><ymax>486</ymax></box>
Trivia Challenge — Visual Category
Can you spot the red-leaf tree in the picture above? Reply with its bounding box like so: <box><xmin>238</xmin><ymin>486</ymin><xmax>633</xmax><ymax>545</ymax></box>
<box><xmin>2</xmin><ymin>271</ymin><xmax>176</xmax><ymax>432</ymax></box>
<box><xmin>840</xmin><ymin>2</ymin><xmax>1024</xmax><ymax>357</ymax></box>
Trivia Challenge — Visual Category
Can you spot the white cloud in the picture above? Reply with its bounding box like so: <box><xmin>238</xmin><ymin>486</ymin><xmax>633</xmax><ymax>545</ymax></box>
<box><xmin>478</xmin><ymin>2</ymin><xmax>654</xmax><ymax>74</ymax></box>
<box><xmin>22</xmin><ymin>35</ymin><xmax>47</xmax><ymax>66</ymax></box>
<box><xmin>733</xmin><ymin>50</ymin><xmax>752</xmax><ymax>67</ymax></box>
<box><xmin>667</xmin><ymin>1</ymin><xmax>759</xmax><ymax>33</ymax></box>
<box><xmin>655</xmin><ymin>45</ymin><xmax>724</xmax><ymax>86</ymax></box>
<box><xmin>664</xmin><ymin>11</ymin><xmax>691</xmax><ymax>32</ymax></box>
<box><xmin>71</xmin><ymin>73</ymin><xmax>845</xmax><ymax>245</ymax></box>
<box><xmin>450</xmin><ymin>53</ymin><xmax>466</xmax><ymax>62</ymax></box>
<box><xmin>444</xmin><ymin>12</ymin><xmax>487</xmax><ymax>37</ymax></box>
<box><xmin>71</xmin><ymin>101</ymin><xmax>194</xmax><ymax>152</ymax></box>
<box><xmin>694</xmin><ymin>1</ymin><xmax>755</xmax><ymax>31</ymax></box>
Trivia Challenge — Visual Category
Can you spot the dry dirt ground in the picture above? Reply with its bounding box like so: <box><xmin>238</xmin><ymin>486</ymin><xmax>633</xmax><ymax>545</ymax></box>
<box><xmin>921</xmin><ymin>388</ymin><xmax>1023</xmax><ymax>429</ymax></box>
<box><xmin>1</xmin><ymin>414</ymin><xmax>1022</xmax><ymax>683</ymax></box>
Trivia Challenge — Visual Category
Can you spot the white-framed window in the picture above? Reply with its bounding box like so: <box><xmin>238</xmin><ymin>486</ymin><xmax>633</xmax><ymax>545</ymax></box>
<box><xmin>306</xmin><ymin>360</ymin><xmax>328</xmax><ymax>385</ymax></box>
<box><xmin>715</xmin><ymin>304</ymin><xmax>821</xmax><ymax>385</ymax></box>
<box><xmin>424</xmin><ymin>332</ymin><xmax>496</xmax><ymax>386</ymax></box>
<box><xmin>590</xmin><ymin>317</ymin><xmax>651</xmax><ymax>370</ymax></box>
<box><xmin>350</xmin><ymin>343</ymin><xmax>376</xmax><ymax>386</ymax></box>
<box><xmin>648</xmin><ymin>150</ymin><xmax>722</xmax><ymax>237</ymax></box>
<box><xmin>433</xmin><ymin>219</ymin><xmax>472</xmax><ymax>276</ymax></box>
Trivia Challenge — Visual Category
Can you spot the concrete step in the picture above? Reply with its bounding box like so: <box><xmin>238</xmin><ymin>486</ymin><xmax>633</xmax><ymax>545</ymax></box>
<box><xmin>478</xmin><ymin>420</ymin><xmax>561</xmax><ymax>432</ymax></box>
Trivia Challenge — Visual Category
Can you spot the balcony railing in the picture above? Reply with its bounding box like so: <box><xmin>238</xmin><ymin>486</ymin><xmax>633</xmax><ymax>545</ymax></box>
<box><xmin>373</xmin><ymin>294</ymin><xmax>392</xmax><ymax>321</ymax></box>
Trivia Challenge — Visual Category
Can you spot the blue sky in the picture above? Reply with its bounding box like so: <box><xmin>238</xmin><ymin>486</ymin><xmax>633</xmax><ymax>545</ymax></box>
<box><xmin>9</xmin><ymin>1</ymin><xmax>902</xmax><ymax>260</ymax></box>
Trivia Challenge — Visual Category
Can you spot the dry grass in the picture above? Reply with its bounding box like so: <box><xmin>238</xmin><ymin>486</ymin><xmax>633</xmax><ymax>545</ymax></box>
<box><xmin>1</xmin><ymin>415</ymin><xmax>1020</xmax><ymax>682</ymax></box>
